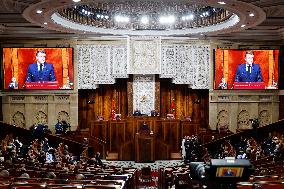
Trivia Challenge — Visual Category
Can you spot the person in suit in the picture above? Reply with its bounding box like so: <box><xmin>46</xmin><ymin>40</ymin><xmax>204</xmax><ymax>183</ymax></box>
<box><xmin>234</xmin><ymin>51</ymin><xmax>263</xmax><ymax>82</ymax></box>
<box><xmin>8</xmin><ymin>77</ymin><xmax>18</xmax><ymax>89</ymax></box>
<box><xmin>26</xmin><ymin>50</ymin><xmax>56</xmax><ymax>82</ymax></box>
<box><xmin>133</xmin><ymin>109</ymin><xmax>142</xmax><ymax>116</ymax></box>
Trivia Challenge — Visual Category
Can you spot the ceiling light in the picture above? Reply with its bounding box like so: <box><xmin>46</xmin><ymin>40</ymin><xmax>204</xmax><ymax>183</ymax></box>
<box><xmin>115</xmin><ymin>15</ymin><xmax>130</xmax><ymax>23</ymax></box>
<box><xmin>43</xmin><ymin>22</ymin><xmax>47</xmax><ymax>25</ymax></box>
<box><xmin>241</xmin><ymin>24</ymin><xmax>246</xmax><ymax>27</ymax></box>
<box><xmin>249</xmin><ymin>13</ymin><xmax>255</xmax><ymax>17</ymax></box>
<box><xmin>218</xmin><ymin>2</ymin><xmax>226</xmax><ymax>5</ymax></box>
<box><xmin>159</xmin><ymin>15</ymin><xmax>175</xmax><ymax>24</ymax></box>
<box><xmin>73</xmin><ymin>0</ymin><xmax>81</xmax><ymax>2</ymax></box>
<box><xmin>188</xmin><ymin>14</ymin><xmax>194</xmax><ymax>20</ymax></box>
<box><xmin>140</xmin><ymin>16</ymin><xmax>149</xmax><ymax>24</ymax></box>
<box><xmin>36</xmin><ymin>10</ymin><xmax>43</xmax><ymax>14</ymax></box>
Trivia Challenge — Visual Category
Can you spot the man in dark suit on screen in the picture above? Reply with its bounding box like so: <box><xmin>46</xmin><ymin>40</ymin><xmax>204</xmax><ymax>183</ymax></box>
<box><xmin>234</xmin><ymin>51</ymin><xmax>263</xmax><ymax>82</ymax></box>
<box><xmin>26</xmin><ymin>50</ymin><xmax>56</xmax><ymax>82</ymax></box>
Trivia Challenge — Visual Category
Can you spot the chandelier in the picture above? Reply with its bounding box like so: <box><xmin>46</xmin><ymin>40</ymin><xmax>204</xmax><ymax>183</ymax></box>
<box><xmin>59</xmin><ymin>1</ymin><xmax>231</xmax><ymax>31</ymax></box>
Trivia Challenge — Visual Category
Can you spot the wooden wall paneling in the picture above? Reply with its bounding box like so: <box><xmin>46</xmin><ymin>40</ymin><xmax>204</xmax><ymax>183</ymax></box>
<box><xmin>154</xmin><ymin>119</ymin><xmax>163</xmax><ymax>139</ymax></box>
<box><xmin>181</xmin><ymin>121</ymin><xmax>198</xmax><ymax>137</ymax></box>
<box><xmin>199</xmin><ymin>90</ymin><xmax>209</xmax><ymax>128</ymax></box>
<box><xmin>162</xmin><ymin>120</ymin><xmax>181</xmax><ymax>152</ymax></box>
<box><xmin>155</xmin><ymin>140</ymin><xmax>170</xmax><ymax>160</ymax></box>
<box><xmin>117</xmin><ymin>79</ymin><xmax>128</xmax><ymax>118</ymax></box>
<box><xmin>127</xmin><ymin>75</ymin><xmax>134</xmax><ymax>117</ymax></box>
<box><xmin>155</xmin><ymin>75</ymin><xmax>161</xmax><ymax>112</ymax></box>
<box><xmin>103</xmin><ymin>85</ymin><xmax>113</xmax><ymax>119</ymax></box>
<box><xmin>78</xmin><ymin>90</ymin><xmax>96</xmax><ymax>130</ymax></box>
<box><xmin>119</xmin><ymin>119</ymin><xmax>135</xmax><ymax>160</ymax></box>
<box><xmin>89</xmin><ymin>120</ymin><xmax>108</xmax><ymax>158</ymax></box>
<box><xmin>0</xmin><ymin>97</ymin><xmax>2</xmax><ymax>121</ymax></box>
<box><xmin>279</xmin><ymin>95</ymin><xmax>284</xmax><ymax>120</ymax></box>
<box><xmin>109</xmin><ymin>120</ymin><xmax>126</xmax><ymax>152</ymax></box>
<box><xmin>89</xmin><ymin>120</ymin><xmax>108</xmax><ymax>140</ymax></box>
<box><xmin>125</xmin><ymin>119</ymin><xmax>135</xmax><ymax>140</ymax></box>
<box><xmin>176</xmin><ymin>86</ymin><xmax>183</xmax><ymax>119</ymax></box>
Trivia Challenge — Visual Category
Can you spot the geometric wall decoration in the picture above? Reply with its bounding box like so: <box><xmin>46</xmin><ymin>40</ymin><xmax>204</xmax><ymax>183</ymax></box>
<box><xmin>77</xmin><ymin>39</ymin><xmax>209</xmax><ymax>89</ymax></box>
<box><xmin>128</xmin><ymin>36</ymin><xmax>161</xmax><ymax>74</ymax></box>
<box><xmin>77</xmin><ymin>44</ymin><xmax>127</xmax><ymax>88</ymax></box>
<box><xmin>132</xmin><ymin>75</ymin><xmax>155</xmax><ymax>115</ymax></box>
<box><xmin>161</xmin><ymin>44</ymin><xmax>210</xmax><ymax>88</ymax></box>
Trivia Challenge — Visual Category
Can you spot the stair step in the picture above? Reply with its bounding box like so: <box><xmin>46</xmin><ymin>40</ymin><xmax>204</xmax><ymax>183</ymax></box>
<box><xmin>170</xmin><ymin>152</ymin><xmax>182</xmax><ymax>160</ymax></box>
<box><xmin>106</xmin><ymin>152</ymin><xmax>119</xmax><ymax>160</ymax></box>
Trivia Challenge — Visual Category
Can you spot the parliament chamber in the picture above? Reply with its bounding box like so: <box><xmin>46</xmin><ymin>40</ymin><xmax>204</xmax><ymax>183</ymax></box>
<box><xmin>2</xmin><ymin>0</ymin><xmax>284</xmax><ymax>188</ymax></box>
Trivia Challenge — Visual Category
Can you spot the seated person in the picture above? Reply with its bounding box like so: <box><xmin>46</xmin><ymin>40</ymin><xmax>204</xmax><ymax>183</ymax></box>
<box><xmin>151</xmin><ymin>110</ymin><xmax>159</xmax><ymax>116</ymax></box>
<box><xmin>218</xmin><ymin>78</ymin><xmax>228</xmax><ymax>89</ymax></box>
<box><xmin>133</xmin><ymin>109</ymin><xmax>142</xmax><ymax>116</ymax></box>
<box><xmin>167</xmin><ymin>114</ymin><xmax>175</xmax><ymax>120</ymax></box>
<box><xmin>8</xmin><ymin>77</ymin><xmax>18</xmax><ymax>89</ymax></box>
<box><xmin>139</xmin><ymin>122</ymin><xmax>150</xmax><ymax>135</ymax></box>
<box><xmin>55</xmin><ymin>120</ymin><xmax>70</xmax><ymax>134</ymax></box>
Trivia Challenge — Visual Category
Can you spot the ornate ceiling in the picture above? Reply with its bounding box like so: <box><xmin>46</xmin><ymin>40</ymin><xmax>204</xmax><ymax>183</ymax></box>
<box><xmin>0</xmin><ymin>0</ymin><xmax>284</xmax><ymax>43</ymax></box>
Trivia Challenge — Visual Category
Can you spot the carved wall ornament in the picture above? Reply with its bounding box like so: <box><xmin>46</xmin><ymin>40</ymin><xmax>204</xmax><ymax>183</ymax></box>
<box><xmin>35</xmin><ymin>111</ymin><xmax>47</xmax><ymax>125</ymax></box>
<box><xmin>218</xmin><ymin>95</ymin><xmax>230</xmax><ymax>101</ymax></box>
<box><xmin>133</xmin><ymin>75</ymin><xmax>155</xmax><ymax>115</ymax></box>
<box><xmin>12</xmin><ymin>111</ymin><xmax>25</xmax><ymax>128</ymax></box>
<box><xmin>161</xmin><ymin>44</ymin><xmax>210</xmax><ymax>88</ymax></box>
<box><xmin>55</xmin><ymin>95</ymin><xmax>70</xmax><ymax>102</ymax></box>
<box><xmin>259</xmin><ymin>110</ymin><xmax>270</xmax><ymax>126</ymax></box>
<box><xmin>128</xmin><ymin>36</ymin><xmax>161</xmax><ymax>74</ymax></box>
<box><xmin>238</xmin><ymin>95</ymin><xmax>251</xmax><ymax>101</ymax></box>
<box><xmin>33</xmin><ymin>96</ymin><xmax>48</xmax><ymax>102</ymax></box>
<box><xmin>259</xmin><ymin>95</ymin><xmax>272</xmax><ymax>101</ymax></box>
<box><xmin>10</xmin><ymin>96</ymin><xmax>25</xmax><ymax>102</ymax></box>
<box><xmin>77</xmin><ymin>44</ymin><xmax>127</xmax><ymax>88</ymax></box>
<box><xmin>237</xmin><ymin>110</ymin><xmax>251</xmax><ymax>130</ymax></box>
<box><xmin>57</xmin><ymin>111</ymin><xmax>70</xmax><ymax>124</ymax></box>
<box><xmin>216</xmin><ymin>110</ymin><xmax>229</xmax><ymax>132</ymax></box>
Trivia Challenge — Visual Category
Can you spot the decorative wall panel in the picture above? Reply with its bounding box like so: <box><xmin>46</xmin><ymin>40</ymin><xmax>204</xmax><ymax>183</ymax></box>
<box><xmin>133</xmin><ymin>75</ymin><xmax>155</xmax><ymax>115</ymax></box>
<box><xmin>12</xmin><ymin>111</ymin><xmax>25</xmax><ymax>128</ymax></box>
<box><xmin>128</xmin><ymin>36</ymin><xmax>161</xmax><ymax>74</ymax></box>
<box><xmin>237</xmin><ymin>110</ymin><xmax>251</xmax><ymax>130</ymax></box>
<box><xmin>2</xmin><ymin>94</ymin><xmax>77</xmax><ymax>132</ymax></box>
<box><xmin>77</xmin><ymin>44</ymin><xmax>127</xmax><ymax>88</ymax></box>
<box><xmin>161</xmin><ymin>44</ymin><xmax>210</xmax><ymax>88</ymax></box>
<box><xmin>112</xmin><ymin>47</ymin><xmax>128</xmax><ymax>78</ymax></box>
<box><xmin>209</xmin><ymin>92</ymin><xmax>279</xmax><ymax>133</ymax></box>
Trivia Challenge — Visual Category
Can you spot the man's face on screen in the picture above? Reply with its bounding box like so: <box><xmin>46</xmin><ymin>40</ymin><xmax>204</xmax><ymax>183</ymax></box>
<box><xmin>245</xmin><ymin>54</ymin><xmax>254</xmax><ymax>65</ymax></box>
<box><xmin>36</xmin><ymin>52</ymin><xmax>46</xmax><ymax>64</ymax></box>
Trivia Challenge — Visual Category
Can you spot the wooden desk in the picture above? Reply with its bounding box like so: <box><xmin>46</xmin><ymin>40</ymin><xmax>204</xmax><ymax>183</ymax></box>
<box><xmin>135</xmin><ymin>132</ymin><xmax>155</xmax><ymax>163</ymax></box>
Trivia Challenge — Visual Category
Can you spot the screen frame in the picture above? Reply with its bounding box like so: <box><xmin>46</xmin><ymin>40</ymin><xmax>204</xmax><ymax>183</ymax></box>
<box><xmin>1</xmin><ymin>47</ymin><xmax>74</xmax><ymax>91</ymax></box>
<box><xmin>216</xmin><ymin>166</ymin><xmax>244</xmax><ymax>178</ymax></box>
<box><xmin>213</xmin><ymin>48</ymin><xmax>280</xmax><ymax>90</ymax></box>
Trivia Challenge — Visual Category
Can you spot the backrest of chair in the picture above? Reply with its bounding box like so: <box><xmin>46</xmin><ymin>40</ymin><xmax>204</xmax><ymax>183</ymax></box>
<box><xmin>141</xmin><ymin>167</ymin><xmax>151</xmax><ymax>179</ymax></box>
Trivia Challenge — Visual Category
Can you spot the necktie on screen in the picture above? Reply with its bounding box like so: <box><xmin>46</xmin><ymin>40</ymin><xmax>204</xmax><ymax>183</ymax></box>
<box><xmin>39</xmin><ymin>64</ymin><xmax>43</xmax><ymax>80</ymax></box>
<box><xmin>247</xmin><ymin>65</ymin><xmax>251</xmax><ymax>73</ymax></box>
